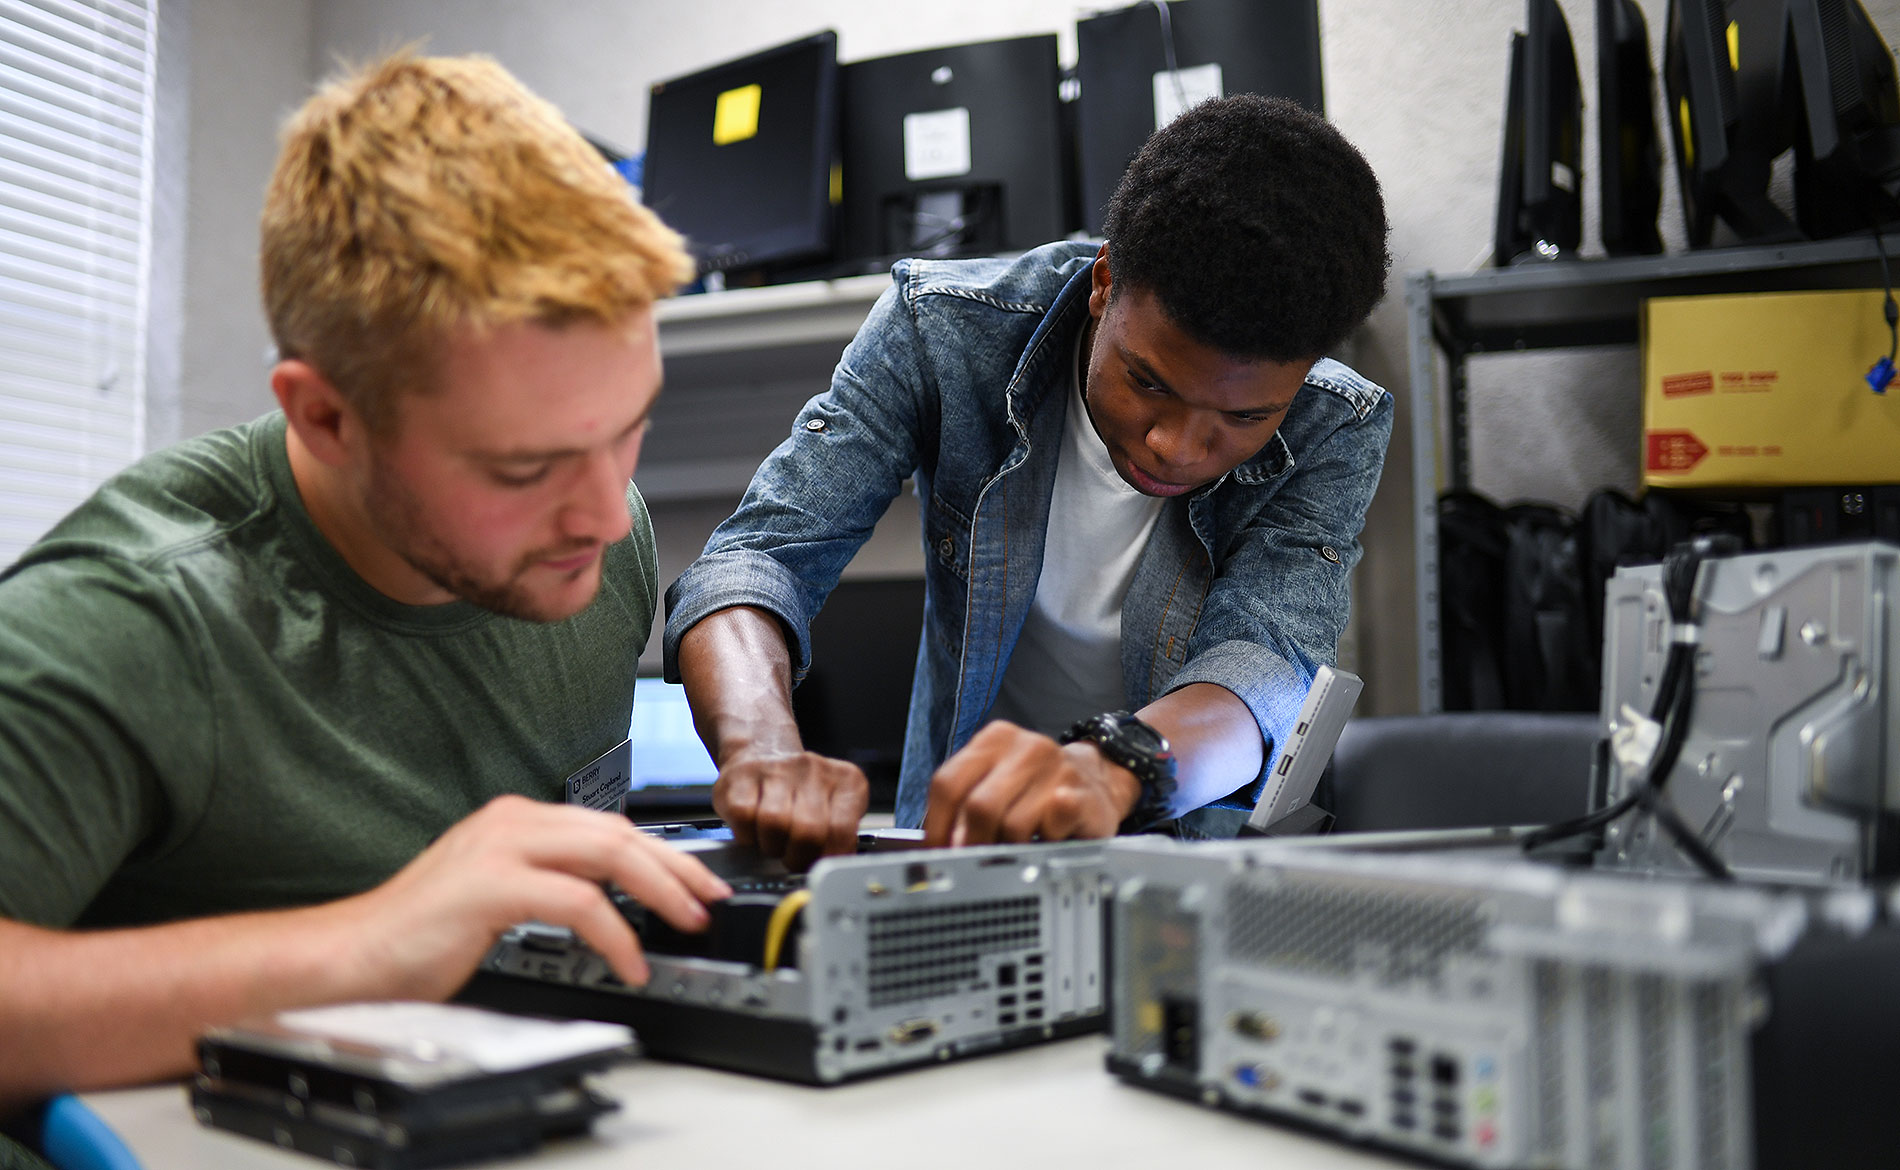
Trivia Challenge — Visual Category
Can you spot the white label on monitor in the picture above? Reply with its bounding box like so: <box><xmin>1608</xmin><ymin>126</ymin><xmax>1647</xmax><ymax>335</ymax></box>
<box><xmin>903</xmin><ymin>107</ymin><xmax>972</xmax><ymax>181</ymax></box>
<box><xmin>1152</xmin><ymin>63</ymin><xmax>1224</xmax><ymax>131</ymax></box>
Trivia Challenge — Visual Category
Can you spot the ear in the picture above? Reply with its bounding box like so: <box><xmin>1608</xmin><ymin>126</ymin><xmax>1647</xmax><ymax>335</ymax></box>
<box><xmin>1089</xmin><ymin>244</ymin><xmax>1113</xmax><ymax>318</ymax></box>
<box><xmin>271</xmin><ymin>358</ymin><xmax>366</xmax><ymax>469</ymax></box>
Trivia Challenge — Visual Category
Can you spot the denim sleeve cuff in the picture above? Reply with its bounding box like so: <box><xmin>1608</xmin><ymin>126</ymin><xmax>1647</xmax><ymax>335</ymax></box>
<box><xmin>1162</xmin><ymin>638</ymin><xmax>1313</xmax><ymax>789</ymax></box>
<box><xmin>662</xmin><ymin>551</ymin><xmax>816</xmax><ymax>684</ymax></box>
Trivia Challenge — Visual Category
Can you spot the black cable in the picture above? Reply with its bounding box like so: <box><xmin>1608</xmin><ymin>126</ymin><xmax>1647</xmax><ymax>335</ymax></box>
<box><xmin>900</xmin><ymin>199</ymin><xmax>995</xmax><ymax>255</ymax></box>
<box><xmin>1862</xmin><ymin>228</ymin><xmax>1892</xmax><ymax>393</ymax></box>
<box><xmin>1521</xmin><ymin>536</ymin><xmax>1738</xmax><ymax>879</ymax></box>
<box><xmin>1149</xmin><ymin>1</ymin><xmax>1191</xmax><ymax>115</ymax></box>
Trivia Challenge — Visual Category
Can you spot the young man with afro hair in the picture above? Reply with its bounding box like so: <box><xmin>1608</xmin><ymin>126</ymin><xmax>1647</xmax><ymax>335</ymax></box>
<box><xmin>669</xmin><ymin>95</ymin><xmax>1393</xmax><ymax>866</ymax></box>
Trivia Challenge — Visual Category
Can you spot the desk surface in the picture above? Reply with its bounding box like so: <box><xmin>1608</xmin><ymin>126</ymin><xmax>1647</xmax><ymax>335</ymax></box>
<box><xmin>86</xmin><ymin>1034</ymin><xmax>1410</xmax><ymax>1169</ymax></box>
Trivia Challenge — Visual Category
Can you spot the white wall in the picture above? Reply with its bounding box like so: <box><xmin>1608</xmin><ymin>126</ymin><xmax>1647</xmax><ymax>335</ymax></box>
<box><xmin>180</xmin><ymin>0</ymin><xmax>316</xmax><ymax>438</ymax></box>
<box><xmin>178</xmin><ymin>0</ymin><xmax>1900</xmax><ymax>707</ymax></box>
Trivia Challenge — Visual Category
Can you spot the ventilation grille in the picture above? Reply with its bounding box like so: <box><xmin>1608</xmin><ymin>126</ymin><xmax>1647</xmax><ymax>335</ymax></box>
<box><xmin>865</xmin><ymin>896</ymin><xmax>1040</xmax><ymax>1008</ymax></box>
<box><xmin>1224</xmin><ymin>877</ymin><xmax>1489</xmax><ymax>987</ymax></box>
<box><xmin>1531</xmin><ymin>960</ymin><xmax>1568</xmax><ymax>1158</ymax></box>
<box><xmin>1637</xmin><ymin>976</ymin><xmax>1673</xmax><ymax>1170</ymax></box>
<box><xmin>1817</xmin><ymin>0</ymin><xmax>1859</xmax><ymax>112</ymax></box>
<box><xmin>1525</xmin><ymin>961</ymin><xmax>1741</xmax><ymax>1170</ymax></box>
<box><xmin>1693</xmin><ymin>984</ymin><xmax>1735</xmax><ymax>1170</ymax></box>
<box><xmin>1585</xmin><ymin>969</ymin><xmax>1617</xmax><ymax>1167</ymax></box>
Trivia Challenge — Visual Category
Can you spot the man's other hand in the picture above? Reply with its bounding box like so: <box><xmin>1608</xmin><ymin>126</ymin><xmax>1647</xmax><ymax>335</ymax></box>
<box><xmin>921</xmin><ymin>721</ymin><xmax>1141</xmax><ymax>846</ymax></box>
<box><xmin>713</xmin><ymin>749</ymin><xmax>868</xmax><ymax>871</ymax></box>
<box><xmin>333</xmin><ymin>795</ymin><xmax>733</xmax><ymax>1000</ymax></box>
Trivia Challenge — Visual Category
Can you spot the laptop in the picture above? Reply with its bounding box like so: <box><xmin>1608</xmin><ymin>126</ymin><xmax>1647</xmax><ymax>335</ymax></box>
<box><xmin>624</xmin><ymin>675</ymin><xmax>720</xmax><ymax>813</ymax></box>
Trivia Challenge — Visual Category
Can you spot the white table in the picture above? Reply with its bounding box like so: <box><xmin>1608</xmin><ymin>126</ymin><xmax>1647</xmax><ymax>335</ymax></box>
<box><xmin>86</xmin><ymin>1034</ymin><xmax>1411</xmax><ymax>1169</ymax></box>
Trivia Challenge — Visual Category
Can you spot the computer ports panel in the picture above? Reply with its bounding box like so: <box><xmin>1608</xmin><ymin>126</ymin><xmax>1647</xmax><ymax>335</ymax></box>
<box><xmin>464</xmin><ymin>838</ymin><xmax>1108</xmax><ymax>1084</ymax></box>
<box><xmin>1105</xmin><ymin>836</ymin><xmax>1900</xmax><ymax>1170</ymax></box>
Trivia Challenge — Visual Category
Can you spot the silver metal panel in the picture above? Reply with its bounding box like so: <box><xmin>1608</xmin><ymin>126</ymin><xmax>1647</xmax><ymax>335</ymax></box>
<box><xmin>1597</xmin><ymin>542</ymin><xmax>1897</xmax><ymax>885</ymax></box>
<box><xmin>1105</xmin><ymin>837</ymin><xmax>1818</xmax><ymax>1170</ymax></box>
<box><xmin>482</xmin><ymin>838</ymin><xmax>1108</xmax><ymax>1084</ymax></box>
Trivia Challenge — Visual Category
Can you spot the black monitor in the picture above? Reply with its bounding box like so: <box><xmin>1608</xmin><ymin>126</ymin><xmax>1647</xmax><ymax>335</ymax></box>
<box><xmin>1075</xmin><ymin>0</ymin><xmax>1324</xmax><ymax>237</ymax></box>
<box><xmin>641</xmin><ymin>32</ymin><xmax>840</xmax><ymax>276</ymax></box>
<box><xmin>790</xmin><ymin>577</ymin><xmax>926</xmax><ymax>807</ymax></box>
<box><xmin>1494</xmin><ymin>0</ymin><xmax>1584</xmax><ymax>265</ymax></box>
<box><xmin>1664</xmin><ymin>0</ymin><xmax>1800</xmax><ymax>245</ymax></box>
<box><xmin>1598</xmin><ymin>0</ymin><xmax>1666</xmax><ymax>254</ymax></box>
<box><xmin>836</xmin><ymin>36</ymin><xmax>1068</xmax><ymax>268</ymax></box>
<box><xmin>1782</xmin><ymin>0</ymin><xmax>1900</xmax><ymax>237</ymax></box>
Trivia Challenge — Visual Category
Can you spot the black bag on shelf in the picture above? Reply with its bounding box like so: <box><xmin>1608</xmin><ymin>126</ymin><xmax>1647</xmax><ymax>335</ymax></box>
<box><xmin>1436</xmin><ymin>490</ymin><xmax>1510</xmax><ymax>711</ymax></box>
<box><xmin>1439</xmin><ymin>491</ymin><xmax>1595</xmax><ymax>713</ymax></box>
<box><xmin>1577</xmin><ymin>488</ymin><xmax>1755</xmax><ymax>670</ymax></box>
<box><xmin>1500</xmin><ymin>502</ymin><xmax>1595</xmax><ymax>713</ymax></box>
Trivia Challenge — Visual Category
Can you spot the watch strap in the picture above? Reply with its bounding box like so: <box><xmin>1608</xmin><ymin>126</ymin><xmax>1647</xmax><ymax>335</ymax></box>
<box><xmin>1059</xmin><ymin>710</ymin><xmax>1178</xmax><ymax>834</ymax></box>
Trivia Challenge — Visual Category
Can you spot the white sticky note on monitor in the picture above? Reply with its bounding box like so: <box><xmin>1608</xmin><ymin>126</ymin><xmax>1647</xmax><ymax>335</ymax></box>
<box><xmin>1152</xmin><ymin>62</ymin><xmax>1224</xmax><ymax>130</ymax></box>
<box><xmin>903</xmin><ymin>107</ymin><xmax>972</xmax><ymax>181</ymax></box>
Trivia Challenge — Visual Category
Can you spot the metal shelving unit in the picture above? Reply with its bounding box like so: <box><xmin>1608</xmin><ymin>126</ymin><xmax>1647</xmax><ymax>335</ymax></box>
<box><xmin>1406</xmin><ymin>232</ymin><xmax>1900</xmax><ymax>711</ymax></box>
<box><xmin>642</xmin><ymin>273</ymin><xmax>890</xmax><ymax>501</ymax></box>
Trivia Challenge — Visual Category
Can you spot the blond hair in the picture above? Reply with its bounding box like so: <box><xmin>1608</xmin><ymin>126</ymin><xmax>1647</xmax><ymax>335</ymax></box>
<box><xmin>261</xmin><ymin>52</ymin><xmax>693</xmax><ymax>430</ymax></box>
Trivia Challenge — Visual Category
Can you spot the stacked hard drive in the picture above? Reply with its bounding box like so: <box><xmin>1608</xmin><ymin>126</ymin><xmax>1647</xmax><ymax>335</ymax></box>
<box><xmin>191</xmin><ymin>1002</ymin><xmax>637</xmax><ymax>1169</ymax></box>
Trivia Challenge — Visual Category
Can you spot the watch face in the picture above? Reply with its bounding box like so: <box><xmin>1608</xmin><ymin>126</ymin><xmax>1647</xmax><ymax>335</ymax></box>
<box><xmin>1112</xmin><ymin>714</ymin><xmax>1167</xmax><ymax>754</ymax></box>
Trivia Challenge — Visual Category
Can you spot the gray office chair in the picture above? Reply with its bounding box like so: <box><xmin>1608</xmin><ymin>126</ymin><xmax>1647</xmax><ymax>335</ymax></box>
<box><xmin>1325</xmin><ymin>711</ymin><xmax>1601</xmax><ymax>833</ymax></box>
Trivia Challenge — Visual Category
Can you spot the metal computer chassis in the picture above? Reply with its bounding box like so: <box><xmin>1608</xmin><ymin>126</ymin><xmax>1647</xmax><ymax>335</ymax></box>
<box><xmin>1597</xmin><ymin>540</ymin><xmax>1899</xmax><ymax>885</ymax></box>
<box><xmin>462</xmin><ymin>838</ymin><xmax>1108</xmax><ymax>1085</ymax></box>
<box><xmin>1105</xmin><ymin>836</ymin><xmax>1900</xmax><ymax>1170</ymax></box>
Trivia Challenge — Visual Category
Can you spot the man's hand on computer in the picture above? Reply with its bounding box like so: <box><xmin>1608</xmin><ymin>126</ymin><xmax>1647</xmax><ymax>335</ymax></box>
<box><xmin>678</xmin><ymin>605</ymin><xmax>868</xmax><ymax>870</ymax></box>
<box><xmin>0</xmin><ymin>795</ymin><xmax>733</xmax><ymax>1105</ymax></box>
<box><xmin>921</xmin><ymin>721</ymin><xmax>1141</xmax><ymax>846</ymax></box>
<box><xmin>713</xmin><ymin>748</ymin><xmax>868</xmax><ymax>871</ymax></box>
<box><xmin>332</xmin><ymin>795</ymin><xmax>734</xmax><ymax>1000</ymax></box>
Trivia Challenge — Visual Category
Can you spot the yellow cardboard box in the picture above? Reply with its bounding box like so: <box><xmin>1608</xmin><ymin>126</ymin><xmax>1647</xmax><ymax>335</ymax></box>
<box><xmin>1642</xmin><ymin>288</ymin><xmax>1900</xmax><ymax>487</ymax></box>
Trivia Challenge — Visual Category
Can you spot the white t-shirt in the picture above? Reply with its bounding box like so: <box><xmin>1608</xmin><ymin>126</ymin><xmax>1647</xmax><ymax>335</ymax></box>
<box><xmin>986</xmin><ymin>330</ymin><xmax>1165</xmax><ymax>735</ymax></box>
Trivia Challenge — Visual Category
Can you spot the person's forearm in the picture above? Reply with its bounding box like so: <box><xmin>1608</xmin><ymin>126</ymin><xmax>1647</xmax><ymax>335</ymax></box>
<box><xmin>0</xmin><ymin>902</ymin><xmax>369</xmax><ymax>1107</ymax></box>
<box><xmin>1136</xmin><ymin>682</ymin><xmax>1266</xmax><ymax>815</ymax></box>
<box><xmin>676</xmin><ymin>605</ymin><xmax>805</xmax><ymax>765</ymax></box>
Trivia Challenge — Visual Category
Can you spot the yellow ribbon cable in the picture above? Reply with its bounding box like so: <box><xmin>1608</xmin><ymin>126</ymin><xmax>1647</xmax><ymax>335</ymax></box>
<box><xmin>761</xmin><ymin>888</ymin><xmax>814</xmax><ymax>972</ymax></box>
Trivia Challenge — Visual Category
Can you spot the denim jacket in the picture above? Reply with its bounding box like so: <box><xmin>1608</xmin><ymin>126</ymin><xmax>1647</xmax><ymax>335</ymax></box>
<box><xmin>665</xmin><ymin>241</ymin><xmax>1392</xmax><ymax>836</ymax></box>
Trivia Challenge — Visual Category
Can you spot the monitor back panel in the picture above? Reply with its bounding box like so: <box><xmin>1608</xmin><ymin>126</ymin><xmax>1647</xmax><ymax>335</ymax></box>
<box><xmin>1076</xmin><ymin>0</ymin><xmax>1323</xmax><ymax>234</ymax></box>
<box><xmin>642</xmin><ymin>32</ymin><xmax>840</xmax><ymax>272</ymax></box>
<box><xmin>838</xmin><ymin>35</ymin><xmax>1067</xmax><ymax>264</ymax></box>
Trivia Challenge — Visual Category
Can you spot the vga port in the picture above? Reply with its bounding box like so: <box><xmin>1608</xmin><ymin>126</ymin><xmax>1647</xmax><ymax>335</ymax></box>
<box><xmin>886</xmin><ymin>1019</ymin><xmax>939</xmax><ymax>1046</ymax></box>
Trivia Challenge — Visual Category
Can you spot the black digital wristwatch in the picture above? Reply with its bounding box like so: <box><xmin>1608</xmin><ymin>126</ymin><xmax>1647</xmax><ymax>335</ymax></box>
<box><xmin>1059</xmin><ymin>710</ymin><xmax>1178</xmax><ymax>834</ymax></box>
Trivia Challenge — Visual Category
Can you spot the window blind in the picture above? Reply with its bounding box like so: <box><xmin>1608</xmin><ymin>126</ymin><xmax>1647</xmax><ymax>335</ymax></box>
<box><xmin>0</xmin><ymin>0</ymin><xmax>154</xmax><ymax>567</ymax></box>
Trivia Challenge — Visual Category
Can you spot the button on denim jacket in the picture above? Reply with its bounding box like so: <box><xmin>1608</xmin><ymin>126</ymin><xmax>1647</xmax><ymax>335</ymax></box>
<box><xmin>665</xmin><ymin>241</ymin><xmax>1392</xmax><ymax>837</ymax></box>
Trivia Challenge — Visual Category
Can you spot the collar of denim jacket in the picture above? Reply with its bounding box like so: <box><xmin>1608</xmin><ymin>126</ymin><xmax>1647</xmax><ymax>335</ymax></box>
<box><xmin>1001</xmin><ymin>257</ymin><xmax>1096</xmax><ymax>439</ymax></box>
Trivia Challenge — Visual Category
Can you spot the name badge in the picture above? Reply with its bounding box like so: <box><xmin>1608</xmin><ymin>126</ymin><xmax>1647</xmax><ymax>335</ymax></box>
<box><xmin>565</xmin><ymin>738</ymin><xmax>632</xmax><ymax>815</ymax></box>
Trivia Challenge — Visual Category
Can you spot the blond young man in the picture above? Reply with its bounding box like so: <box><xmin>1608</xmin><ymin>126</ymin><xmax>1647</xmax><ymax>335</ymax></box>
<box><xmin>0</xmin><ymin>54</ymin><xmax>730</xmax><ymax>1107</ymax></box>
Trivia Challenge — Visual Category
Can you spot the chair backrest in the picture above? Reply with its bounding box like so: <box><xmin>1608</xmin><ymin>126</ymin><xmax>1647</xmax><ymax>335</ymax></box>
<box><xmin>1327</xmin><ymin>712</ymin><xmax>1601</xmax><ymax>833</ymax></box>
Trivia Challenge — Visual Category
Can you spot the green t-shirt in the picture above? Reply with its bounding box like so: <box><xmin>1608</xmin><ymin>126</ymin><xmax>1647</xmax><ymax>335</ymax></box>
<box><xmin>0</xmin><ymin>413</ymin><xmax>658</xmax><ymax>928</ymax></box>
